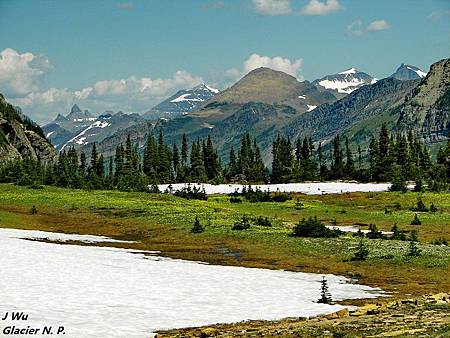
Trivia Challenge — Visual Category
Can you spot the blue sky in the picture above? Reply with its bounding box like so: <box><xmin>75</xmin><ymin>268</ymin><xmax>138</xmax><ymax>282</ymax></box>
<box><xmin>0</xmin><ymin>0</ymin><xmax>449</xmax><ymax>123</ymax></box>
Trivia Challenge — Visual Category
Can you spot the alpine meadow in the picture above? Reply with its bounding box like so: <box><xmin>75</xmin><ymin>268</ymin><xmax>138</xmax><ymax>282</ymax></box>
<box><xmin>0</xmin><ymin>1</ymin><xmax>449</xmax><ymax>337</ymax></box>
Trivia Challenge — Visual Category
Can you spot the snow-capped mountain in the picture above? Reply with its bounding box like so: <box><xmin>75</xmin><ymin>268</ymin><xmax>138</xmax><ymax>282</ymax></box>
<box><xmin>313</xmin><ymin>68</ymin><xmax>376</xmax><ymax>95</ymax></box>
<box><xmin>390</xmin><ymin>63</ymin><xmax>427</xmax><ymax>81</ymax></box>
<box><xmin>43</xmin><ymin>105</ymin><xmax>145</xmax><ymax>152</ymax></box>
<box><xmin>143</xmin><ymin>84</ymin><xmax>219</xmax><ymax>120</ymax></box>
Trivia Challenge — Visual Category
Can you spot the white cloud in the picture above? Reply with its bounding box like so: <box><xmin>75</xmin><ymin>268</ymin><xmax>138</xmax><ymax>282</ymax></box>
<box><xmin>252</xmin><ymin>0</ymin><xmax>292</xmax><ymax>16</ymax></box>
<box><xmin>243</xmin><ymin>53</ymin><xmax>302</xmax><ymax>77</ymax></box>
<box><xmin>224</xmin><ymin>53</ymin><xmax>303</xmax><ymax>85</ymax></box>
<box><xmin>300</xmin><ymin>0</ymin><xmax>343</xmax><ymax>16</ymax></box>
<box><xmin>366</xmin><ymin>19</ymin><xmax>390</xmax><ymax>32</ymax></box>
<box><xmin>0</xmin><ymin>48</ymin><xmax>53</xmax><ymax>98</ymax></box>
<box><xmin>9</xmin><ymin>70</ymin><xmax>203</xmax><ymax>123</ymax></box>
<box><xmin>347</xmin><ymin>19</ymin><xmax>390</xmax><ymax>36</ymax></box>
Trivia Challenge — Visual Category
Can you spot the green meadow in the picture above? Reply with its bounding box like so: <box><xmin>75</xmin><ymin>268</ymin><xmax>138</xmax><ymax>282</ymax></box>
<box><xmin>0</xmin><ymin>183</ymin><xmax>449</xmax><ymax>301</ymax></box>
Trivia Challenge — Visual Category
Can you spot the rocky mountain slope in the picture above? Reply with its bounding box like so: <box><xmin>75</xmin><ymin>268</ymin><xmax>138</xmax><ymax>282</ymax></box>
<box><xmin>391</xmin><ymin>63</ymin><xmax>427</xmax><ymax>81</ymax></box>
<box><xmin>0</xmin><ymin>94</ymin><xmax>56</xmax><ymax>164</ymax></box>
<box><xmin>38</xmin><ymin>59</ymin><xmax>448</xmax><ymax>165</ymax></box>
<box><xmin>210</xmin><ymin>67</ymin><xmax>337</xmax><ymax>113</ymax></box>
<box><xmin>313</xmin><ymin>68</ymin><xmax>376</xmax><ymax>97</ymax></box>
<box><xmin>43</xmin><ymin>104</ymin><xmax>145</xmax><ymax>152</ymax></box>
<box><xmin>283</xmin><ymin>77</ymin><xmax>419</xmax><ymax>147</ymax></box>
<box><xmin>397</xmin><ymin>58</ymin><xmax>449</xmax><ymax>141</ymax></box>
<box><xmin>143</xmin><ymin>84</ymin><xmax>219</xmax><ymax>120</ymax></box>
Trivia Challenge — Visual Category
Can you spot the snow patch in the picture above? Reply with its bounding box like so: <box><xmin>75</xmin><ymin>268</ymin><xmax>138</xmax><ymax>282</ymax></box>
<box><xmin>46</xmin><ymin>131</ymin><xmax>54</xmax><ymax>138</ymax></box>
<box><xmin>157</xmin><ymin>182</ymin><xmax>393</xmax><ymax>195</ymax></box>
<box><xmin>171</xmin><ymin>94</ymin><xmax>204</xmax><ymax>103</ymax></box>
<box><xmin>307</xmin><ymin>105</ymin><xmax>317</xmax><ymax>112</ymax></box>
<box><xmin>0</xmin><ymin>228</ymin><xmax>386</xmax><ymax>338</ymax></box>
<box><xmin>318</xmin><ymin>78</ymin><xmax>366</xmax><ymax>94</ymax></box>
<box><xmin>298</xmin><ymin>95</ymin><xmax>306</xmax><ymax>99</ymax></box>
<box><xmin>204</xmin><ymin>84</ymin><xmax>219</xmax><ymax>94</ymax></box>
<box><xmin>338</xmin><ymin>68</ymin><xmax>357</xmax><ymax>75</ymax></box>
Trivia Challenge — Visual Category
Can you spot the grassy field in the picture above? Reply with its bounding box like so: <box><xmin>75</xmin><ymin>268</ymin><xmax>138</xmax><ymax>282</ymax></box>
<box><xmin>0</xmin><ymin>183</ymin><xmax>449</xmax><ymax>301</ymax></box>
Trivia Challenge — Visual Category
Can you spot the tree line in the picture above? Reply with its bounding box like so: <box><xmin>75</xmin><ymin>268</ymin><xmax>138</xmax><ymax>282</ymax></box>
<box><xmin>1</xmin><ymin>126</ymin><xmax>449</xmax><ymax>192</ymax></box>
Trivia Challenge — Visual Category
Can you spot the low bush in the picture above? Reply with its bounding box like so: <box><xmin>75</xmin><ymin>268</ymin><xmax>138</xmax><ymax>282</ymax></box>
<box><xmin>410</xmin><ymin>198</ymin><xmax>428</xmax><ymax>212</ymax></box>
<box><xmin>411</xmin><ymin>214</ymin><xmax>422</xmax><ymax>225</ymax></box>
<box><xmin>390</xmin><ymin>224</ymin><xmax>407</xmax><ymax>241</ymax></box>
<box><xmin>191</xmin><ymin>217</ymin><xmax>204</xmax><ymax>233</ymax></box>
<box><xmin>229</xmin><ymin>186</ymin><xmax>292</xmax><ymax>203</ymax></box>
<box><xmin>174</xmin><ymin>185</ymin><xmax>207</xmax><ymax>200</ymax></box>
<box><xmin>366</xmin><ymin>224</ymin><xmax>385</xmax><ymax>239</ymax></box>
<box><xmin>229</xmin><ymin>197</ymin><xmax>242</xmax><ymax>203</ymax></box>
<box><xmin>254</xmin><ymin>216</ymin><xmax>272</xmax><ymax>227</ymax></box>
<box><xmin>291</xmin><ymin>217</ymin><xmax>342</xmax><ymax>238</ymax></box>
<box><xmin>351</xmin><ymin>239</ymin><xmax>369</xmax><ymax>261</ymax></box>
<box><xmin>232</xmin><ymin>216</ymin><xmax>251</xmax><ymax>230</ymax></box>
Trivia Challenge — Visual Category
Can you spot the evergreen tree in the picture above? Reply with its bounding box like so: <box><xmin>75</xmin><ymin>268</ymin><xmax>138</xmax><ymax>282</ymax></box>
<box><xmin>331</xmin><ymin>135</ymin><xmax>344</xmax><ymax>179</ymax></box>
<box><xmin>344</xmin><ymin>137</ymin><xmax>355</xmax><ymax>178</ymax></box>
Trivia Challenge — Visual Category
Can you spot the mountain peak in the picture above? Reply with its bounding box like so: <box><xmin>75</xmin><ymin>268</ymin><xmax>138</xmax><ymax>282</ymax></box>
<box><xmin>338</xmin><ymin>68</ymin><xmax>357</xmax><ymax>75</ymax></box>
<box><xmin>391</xmin><ymin>64</ymin><xmax>427</xmax><ymax>81</ymax></box>
<box><xmin>314</xmin><ymin>68</ymin><xmax>374</xmax><ymax>94</ymax></box>
<box><xmin>70</xmin><ymin>104</ymin><xmax>81</xmax><ymax>114</ymax></box>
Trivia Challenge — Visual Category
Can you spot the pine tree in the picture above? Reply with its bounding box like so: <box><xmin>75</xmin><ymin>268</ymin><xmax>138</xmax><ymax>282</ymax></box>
<box><xmin>190</xmin><ymin>139</ymin><xmax>207</xmax><ymax>182</ymax></box>
<box><xmin>344</xmin><ymin>137</ymin><xmax>355</xmax><ymax>178</ymax></box>
<box><xmin>331</xmin><ymin>135</ymin><xmax>344</xmax><ymax>179</ymax></box>
<box><xmin>228</xmin><ymin>146</ymin><xmax>238</xmax><ymax>178</ymax></box>
<box><xmin>157</xmin><ymin>130</ymin><xmax>171</xmax><ymax>182</ymax></box>
<box><xmin>317</xmin><ymin>277</ymin><xmax>332</xmax><ymax>304</ymax></box>
<box><xmin>172</xmin><ymin>143</ymin><xmax>181</xmax><ymax>182</ymax></box>
<box><xmin>368</xmin><ymin>136</ymin><xmax>380</xmax><ymax>181</ymax></box>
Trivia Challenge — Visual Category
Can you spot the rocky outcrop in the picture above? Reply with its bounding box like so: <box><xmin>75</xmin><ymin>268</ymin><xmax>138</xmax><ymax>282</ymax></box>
<box><xmin>0</xmin><ymin>94</ymin><xmax>56</xmax><ymax>165</ymax></box>
<box><xmin>156</xmin><ymin>293</ymin><xmax>450</xmax><ymax>337</ymax></box>
<box><xmin>397</xmin><ymin>58</ymin><xmax>450</xmax><ymax>142</ymax></box>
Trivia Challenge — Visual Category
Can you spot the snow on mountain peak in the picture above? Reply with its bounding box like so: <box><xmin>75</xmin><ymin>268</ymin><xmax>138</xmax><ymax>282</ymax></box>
<box><xmin>338</xmin><ymin>68</ymin><xmax>357</xmax><ymax>75</ymax></box>
<box><xmin>314</xmin><ymin>68</ymin><xmax>374</xmax><ymax>94</ymax></box>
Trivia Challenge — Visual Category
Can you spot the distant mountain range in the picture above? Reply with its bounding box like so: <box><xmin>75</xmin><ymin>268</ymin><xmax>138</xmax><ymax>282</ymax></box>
<box><xmin>313</xmin><ymin>68</ymin><xmax>376</xmax><ymax>97</ymax></box>
<box><xmin>143</xmin><ymin>84</ymin><xmax>219</xmax><ymax>120</ymax></box>
<box><xmin>28</xmin><ymin>60</ymin><xmax>447</xmax><ymax>166</ymax></box>
<box><xmin>43</xmin><ymin>104</ymin><xmax>145</xmax><ymax>152</ymax></box>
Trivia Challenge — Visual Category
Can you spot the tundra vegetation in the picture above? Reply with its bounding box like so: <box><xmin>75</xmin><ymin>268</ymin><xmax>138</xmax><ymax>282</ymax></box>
<box><xmin>0</xmin><ymin>184</ymin><xmax>448</xmax><ymax>300</ymax></box>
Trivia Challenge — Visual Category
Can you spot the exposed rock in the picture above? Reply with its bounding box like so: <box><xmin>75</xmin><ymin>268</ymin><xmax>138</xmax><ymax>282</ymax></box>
<box><xmin>156</xmin><ymin>293</ymin><xmax>450</xmax><ymax>337</ymax></box>
<box><xmin>0</xmin><ymin>94</ymin><xmax>56</xmax><ymax>165</ymax></box>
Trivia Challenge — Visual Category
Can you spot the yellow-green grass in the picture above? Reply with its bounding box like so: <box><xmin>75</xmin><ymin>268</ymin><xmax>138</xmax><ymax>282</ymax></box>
<box><xmin>0</xmin><ymin>183</ymin><xmax>449</xmax><ymax>302</ymax></box>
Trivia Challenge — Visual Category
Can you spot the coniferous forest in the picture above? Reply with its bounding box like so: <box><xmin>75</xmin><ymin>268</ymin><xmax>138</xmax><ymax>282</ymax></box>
<box><xmin>1</xmin><ymin>124</ymin><xmax>449</xmax><ymax>192</ymax></box>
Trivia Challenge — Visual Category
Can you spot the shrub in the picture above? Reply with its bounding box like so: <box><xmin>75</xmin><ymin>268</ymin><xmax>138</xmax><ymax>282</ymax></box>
<box><xmin>229</xmin><ymin>197</ymin><xmax>242</xmax><ymax>203</ymax></box>
<box><xmin>410</xmin><ymin>214</ymin><xmax>422</xmax><ymax>225</ymax></box>
<box><xmin>191</xmin><ymin>217</ymin><xmax>204</xmax><ymax>233</ymax></box>
<box><xmin>230</xmin><ymin>186</ymin><xmax>292</xmax><ymax>203</ymax></box>
<box><xmin>430</xmin><ymin>203</ymin><xmax>438</xmax><ymax>213</ymax></box>
<box><xmin>351</xmin><ymin>239</ymin><xmax>369</xmax><ymax>261</ymax></box>
<box><xmin>291</xmin><ymin>217</ymin><xmax>342</xmax><ymax>238</ymax></box>
<box><xmin>148</xmin><ymin>183</ymin><xmax>160</xmax><ymax>193</ymax></box>
<box><xmin>390</xmin><ymin>224</ymin><xmax>406</xmax><ymax>241</ymax></box>
<box><xmin>174</xmin><ymin>185</ymin><xmax>207</xmax><ymax>200</ymax></box>
<box><xmin>366</xmin><ymin>224</ymin><xmax>384</xmax><ymax>239</ymax></box>
<box><xmin>232</xmin><ymin>216</ymin><xmax>251</xmax><ymax>231</ymax></box>
<box><xmin>30</xmin><ymin>205</ymin><xmax>38</xmax><ymax>215</ymax></box>
<box><xmin>254</xmin><ymin>216</ymin><xmax>272</xmax><ymax>227</ymax></box>
<box><xmin>410</xmin><ymin>198</ymin><xmax>428</xmax><ymax>212</ymax></box>
<box><xmin>406</xmin><ymin>231</ymin><xmax>421</xmax><ymax>257</ymax></box>
<box><xmin>294</xmin><ymin>201</ymin><xmax>304</xmax><ymax>210</ymax></box>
